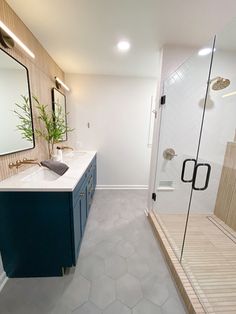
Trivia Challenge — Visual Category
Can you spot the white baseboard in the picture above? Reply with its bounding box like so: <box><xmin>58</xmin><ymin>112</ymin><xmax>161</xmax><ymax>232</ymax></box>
<box><xmin>96</xmin><ymin>185</ymin><xmax>148</xmax><ymax>190</ymax></box>
<box><xmin>0</xmin><ymin>272</ymin><xmax>8</xmax><ymax>292</ymax></box>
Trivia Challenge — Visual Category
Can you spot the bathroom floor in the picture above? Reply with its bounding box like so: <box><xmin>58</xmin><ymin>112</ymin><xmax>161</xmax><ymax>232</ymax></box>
<box><xmin>0</xmin><ymin>190</ymin><xmax>186</xmax><ymax>314</ymax></box>
<box><xmin>157</xmin><ymin>212</ymin><xmax>236</xmax><ymax>314</ymax></box>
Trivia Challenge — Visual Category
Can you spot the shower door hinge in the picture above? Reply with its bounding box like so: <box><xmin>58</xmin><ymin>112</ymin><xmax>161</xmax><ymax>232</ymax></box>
<box><xmin>152</xmin><ymin>193</ymin><xmax>156</xmax><ymax>201</ymax></box>
<box><xmin>160</xmin><ymin>95</ymin><xmax>166</xmax><ymax>105</ymax></box>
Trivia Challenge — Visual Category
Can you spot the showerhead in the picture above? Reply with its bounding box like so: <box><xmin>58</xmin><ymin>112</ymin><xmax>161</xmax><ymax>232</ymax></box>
<box><xmin>211</xmin><ymin>77</ymin><xmax>230</xmax><ymax>91</ymax></box>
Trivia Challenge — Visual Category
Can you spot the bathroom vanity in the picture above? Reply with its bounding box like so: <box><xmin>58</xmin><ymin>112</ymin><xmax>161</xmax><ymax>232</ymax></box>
<box><xmin>0</xmin><ymin>151</ymin><xmax>97</xmax><ymax>277</ymax></box>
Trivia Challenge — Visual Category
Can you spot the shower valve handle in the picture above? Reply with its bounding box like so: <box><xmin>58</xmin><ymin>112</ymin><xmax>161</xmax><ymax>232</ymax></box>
<box><xmin>163</xmin><ymin>148</ymin><xmax>177</xmax><ymax>160</ymax></box>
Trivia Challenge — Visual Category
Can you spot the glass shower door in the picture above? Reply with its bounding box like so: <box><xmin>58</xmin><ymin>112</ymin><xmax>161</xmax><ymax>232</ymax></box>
<box><xmin>153</xmin><ymin>41</ymin><xmax>215</xmax><ymax>260</ymax></box>
<box><xmin>182</xmin><ymin>19</ymin><xmax>236</xmax><ymax>313</ymax></box>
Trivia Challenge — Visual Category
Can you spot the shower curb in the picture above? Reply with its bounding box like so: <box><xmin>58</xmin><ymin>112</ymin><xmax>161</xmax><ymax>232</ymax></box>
<box><xmin>148</xmin><ymin>211</ymin><xmax>206</xmax><ymax>314</ymax></box>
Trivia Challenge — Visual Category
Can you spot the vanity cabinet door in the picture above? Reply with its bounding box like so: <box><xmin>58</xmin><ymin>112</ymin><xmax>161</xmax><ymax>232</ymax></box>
<box><xmin>73</xmin><ymin>198</ymin><xmax>82</xmax><ymax>262</ymax></box>
<box><xmin>80</xmin><ymin>182</ymin><xmax>87</xmax><ymax>236</ymax></box>
<box><xmin>86</xmin><ymin>175</ymin><xmax>93</xmax><ymax>215</ymax></box>
<box><xmin>92</xmin><ymin>162</ymin><xmax>97</xmax><ymax>196</ymax></box>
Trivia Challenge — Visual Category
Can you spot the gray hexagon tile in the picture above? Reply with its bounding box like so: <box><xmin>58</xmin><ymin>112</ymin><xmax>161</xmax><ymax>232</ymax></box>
<box><xmin>141</xmin><ymin>274</ymin><xmax>169</xmax><ymax>306</ymax></box>
<box><xmin>116</xmin><ymin>274</ymin><xmax>143</xmax><ymax>308</ymax></box>
<box><xmin>105</xmin><ymin>255</ymin><xmax>127</xmax><ymax>279</ymax></box>
<box><xmin>162</xmin><ymin>297</ymin><xmax>186</xmax><ymax>314</ymax></box>
<box><xmin>94</xmin><ymin>240</ymin><xmax>115</xmax><ymax>259</ymax></box>
<box><xmin>108</xmin><ymin>233</ymin><xmax>123</xmax><ymax>245</ymax></box>
<box><xmin>50</xmin><ymin>301</ymin><xmax>71</xmax><ymax>314</ymax></box>
<box><xmin>103</xmin><ymin>300</ymin><xmax>131</xmax><ymax>314</ymax></box>
<box><xmin>73</xmin><ymin>302</ymin><xmax>102</xmax><ymax>314</ymax></box>
<box><xmin>78</xmin><ymin>255</ymin><xmax>105</xmax><ymax>281</ymax></box>
<box><xmin>127</xmin><ymin>254</ymin><xmax>149</xmax><ymax>279</ymax></box>
<box><xmin>119</xmin><ymin>209</ymin><xmax>135</xmax><ymax>221</ymax></box>
<box><xmin>62</xmin><ymin>275</ymin><xmax>91</xmax><ymax>311</ymax></box>
<box><xmin>116</xmin><ymin>240</ymin><xmax>135</xmax><ymax>258</ymax></box>
<box><xmin>113</xmin><ymin>217</ymin><xmax>130</xmax><ymax>229</ymax></box>
<box><xmin>90</xmin><ymin>275</ymin><xmax>116</xmax><ymax>309</ymax></box>
<box><xmin>132</xmin><ymin>299</ymin><xmax>163</xmax><ymax>314</ymax></box>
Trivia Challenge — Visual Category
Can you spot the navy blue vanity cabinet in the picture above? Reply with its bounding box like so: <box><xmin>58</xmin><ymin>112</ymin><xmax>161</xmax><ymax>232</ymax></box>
<box><xmin>0</xmin><ymin>192</ymin><xmax>73</xmax><ymax>277</ymax></box>
<box><xmin>0</xmin><ymin>155</ymin><xmax>96</xmax><ymax>278</ymax></box>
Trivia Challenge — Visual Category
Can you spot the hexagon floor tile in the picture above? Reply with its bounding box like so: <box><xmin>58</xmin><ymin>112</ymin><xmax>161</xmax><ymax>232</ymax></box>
<box><xmin>132</xmin><ymin>299</ymin><xmax>163</xmax><ymax>314</ymax></box>
<box><xmin>127</xmin><ymin>253</ymin><xmax>149</xmax><ymax>279</ymax></box>
<box><xmin>141</xmin><ymin>274</ymin><xmax>169</xmax><ymax>306</ymax></box>
<box><xmin>105</xmin><ymin>254</ymin><xmax>127</xmax><ymax>279</ymax></box>
<box><xmin>116</xmin><ymin>274</ymin><xmax>143</xmax><ymax>308</ymax></box>
<box><xmin>73</xmin><ymin>302</ymin><xmax>102</xmax><ymax>314</ymax></box>
<box><xmin>103</xmin><ymin>300</ymin><xmax>131</xmax><ymax>314</ymax></box>
<box><xmin>94</xmin><ymin>240</ymin><xmax>115</xmax><ymax>259</ymax></box>
<box><xmin>78</xmin><ymin>254</ymin><xmax>105</xmax><ymax>281</ymax></box>
<box><xmin>116</xmin><ymin>240</ymin><xmax>135</xmax><ymax>258</ymax></box>
<box><xmin>162</xmin><ymin>297</ymin><xmax>186</xmax><ymax>314</ymax></box>
<box><xmin>62</xmin><ymin>275</ymin><xmax>91</xmax><ymax>310</ymax></box>
<box><xmin>90</xmin><ymin>275</ymin><xmax>116</xmax><ymax>309</ymax></box>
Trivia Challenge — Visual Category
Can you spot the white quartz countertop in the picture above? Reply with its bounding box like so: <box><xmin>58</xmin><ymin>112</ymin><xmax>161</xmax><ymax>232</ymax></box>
<box><xmin>0</xmin><ymin>151</ymin><xmax>97</xmax><ymax>192</ymax></box>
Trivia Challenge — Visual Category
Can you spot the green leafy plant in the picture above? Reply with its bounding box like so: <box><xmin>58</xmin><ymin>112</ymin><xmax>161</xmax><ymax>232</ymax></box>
<box><xmin>14</xmin><ymin>95</ymin><xmax>34</xmax><ymax>142</ymax></box>
<box><xmin>33</xmin><ymin>96</ymin><xmax>73</xmax><ymax>158</ymax></box>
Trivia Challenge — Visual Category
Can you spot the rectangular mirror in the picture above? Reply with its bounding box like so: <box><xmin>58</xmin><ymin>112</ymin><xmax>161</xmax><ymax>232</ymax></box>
<box><xmin>52</xmin><ymin>88</ymin><xmax>67</xmax><ymax>142</ymax></box>
<box><xmin>0</xmin><ymin>48</ymin><xmax>35</xmax><ymax>156</ymax></box>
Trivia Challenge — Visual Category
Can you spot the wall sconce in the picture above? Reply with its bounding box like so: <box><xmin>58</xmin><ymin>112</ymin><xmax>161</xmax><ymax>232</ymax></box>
<box><xmin>0</xmin><ymin>20</ymin><xmax>35</xmax><ymax>59</ymax></box>
<box><xmin>55</xmin><ymin>77</ymin><xmax>70</xmax><ymax>92</ymax></box>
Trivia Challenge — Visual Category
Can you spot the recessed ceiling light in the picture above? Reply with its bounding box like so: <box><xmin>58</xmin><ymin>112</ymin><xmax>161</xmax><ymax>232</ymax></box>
<box><xmin>198</xmin><ymin>47</ymin><xmax>215</xmax><ymax>56</ymax></box>
<box><xmin>117</xmin><ymin>40</ymin><xmax>130</xmax><ymax>52</ymax></box>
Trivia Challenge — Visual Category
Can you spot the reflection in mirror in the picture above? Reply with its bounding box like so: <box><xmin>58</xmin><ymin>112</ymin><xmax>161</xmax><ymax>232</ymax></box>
<box><xmin>52</xmin><ymin>88</ymin><xmax>67</xmax><ymax>142</ymax></box>
<box><xmin>0</xmin><ymin>48</ymin><xmax>34</xmax><ymax>155</ymax></box>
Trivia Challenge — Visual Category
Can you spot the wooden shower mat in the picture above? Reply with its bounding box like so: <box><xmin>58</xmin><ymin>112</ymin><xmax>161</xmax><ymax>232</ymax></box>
<box><xmin>156</xmin><ymin>212</ymin><xmax>236</xmax><ymax>313</ymax></box>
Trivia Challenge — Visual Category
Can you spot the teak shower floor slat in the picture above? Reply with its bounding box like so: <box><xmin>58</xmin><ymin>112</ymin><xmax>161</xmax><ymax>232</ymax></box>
<box><xmin>157</xmin><ymin>213</ymin><xmax>236</xmax><ymax>314</ymax></box>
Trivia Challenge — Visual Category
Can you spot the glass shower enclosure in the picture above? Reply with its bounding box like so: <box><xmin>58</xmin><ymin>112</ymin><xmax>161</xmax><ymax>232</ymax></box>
<box><xmin>151</xmin><ymin>18</ymin><xmax>236</xmax><ymax>313</ymax></box>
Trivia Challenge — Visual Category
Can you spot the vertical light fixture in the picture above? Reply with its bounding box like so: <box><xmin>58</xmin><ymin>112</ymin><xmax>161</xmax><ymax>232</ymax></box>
<box><xmin>0</xmin><ymin>20</ymin><xmax>35</xmax><ymax>59</ymax></box>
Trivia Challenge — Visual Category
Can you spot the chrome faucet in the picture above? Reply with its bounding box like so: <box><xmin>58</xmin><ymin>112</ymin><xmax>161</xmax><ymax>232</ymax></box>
<box><xmin>9</xmin><ymin>158</ymin><xmax>41</xmax><ymax>169</ymax></box>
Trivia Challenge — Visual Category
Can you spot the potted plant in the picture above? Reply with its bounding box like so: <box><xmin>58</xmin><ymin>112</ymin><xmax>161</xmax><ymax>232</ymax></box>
<box><xmin>14</xmin><ymin>95</ymin><xmax>73</xmax><ymax>158</ymax></box>
<box><xmin>33</xmin><ymin>96</ymin><xmax>73</xmax><ymax>158</ymax></box>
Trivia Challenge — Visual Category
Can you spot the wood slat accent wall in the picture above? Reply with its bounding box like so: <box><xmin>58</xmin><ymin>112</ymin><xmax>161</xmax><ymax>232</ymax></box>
<box><xmin>214</xmin><ymin>142</ymin><xmax>236</xmax><ymax>222</ymax></box>
<box><xmin>0</xmin><ymin>0</ymin><xmax>66</xmax><ymax>181</ymax></box>
<box><xmin>214</xmin><ymin>142</ymin><xmax>236</xmax><ymax>231</ymax></box>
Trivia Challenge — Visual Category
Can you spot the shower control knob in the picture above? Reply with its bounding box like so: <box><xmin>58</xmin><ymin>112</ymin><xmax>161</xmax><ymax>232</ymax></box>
<box><xmin>163</xmin><ymin>148</ymin><xmax>177</xmax><ymax>160</ymax></box>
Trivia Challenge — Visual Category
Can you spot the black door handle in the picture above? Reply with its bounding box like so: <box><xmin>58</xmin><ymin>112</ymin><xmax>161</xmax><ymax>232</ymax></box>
<box><xmin>192</xmin><ymin>163</ymin><xmax>211</xmax><ymax>191</ymax></box>
<box><xmin>181</xmin><ymin>159</ymin><xmax>196</xmax><ymax>183</ymax></box>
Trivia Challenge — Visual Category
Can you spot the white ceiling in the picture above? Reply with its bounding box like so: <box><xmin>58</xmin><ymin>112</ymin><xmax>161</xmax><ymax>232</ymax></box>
<box><xmin>6</xmin><ymin>0</ymin><xmax>236</xmax><ymax>77</ymax></box>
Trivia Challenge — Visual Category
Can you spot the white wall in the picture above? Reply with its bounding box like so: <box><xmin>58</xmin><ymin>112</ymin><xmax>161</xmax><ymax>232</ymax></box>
<box><xmin>161</xmin><ymin>44</ymin><xmax>196</xmax><ymax>82</ymax></box>
<box><xmin>66</xmin><ymin>74</ymin><xmax>157</xmax><ymax>188</ymax></box>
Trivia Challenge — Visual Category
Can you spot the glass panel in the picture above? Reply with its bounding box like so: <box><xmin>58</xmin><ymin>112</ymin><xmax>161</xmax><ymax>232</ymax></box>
<box><xmin>183</xmin><ymin>18</ymin><xmax>236</xmax><ymax>313</ymax></box>
<box><xmin>153</xmin><ymin>42</ymin><xmax>214</xmax><ymax>260</ymax></box>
